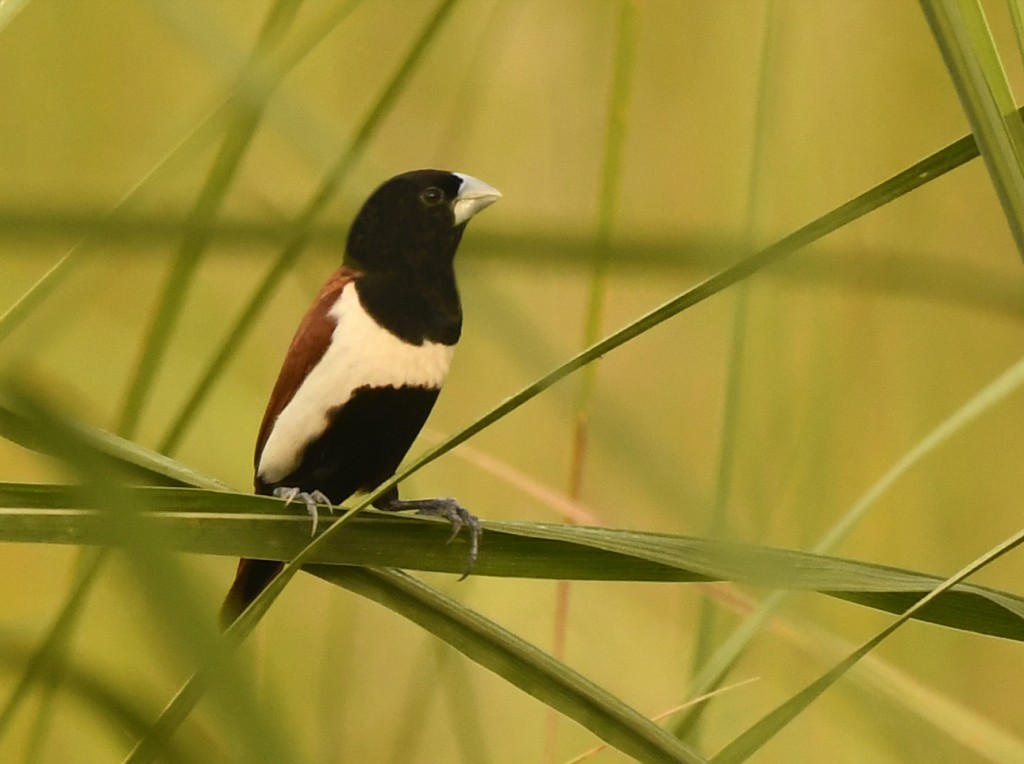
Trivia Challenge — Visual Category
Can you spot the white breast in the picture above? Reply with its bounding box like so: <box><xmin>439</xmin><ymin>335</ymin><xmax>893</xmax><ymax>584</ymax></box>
<box><xmin>256</xmin><ymin>286</ymin><xmax>455</xmax><ymax>484</ymax></box>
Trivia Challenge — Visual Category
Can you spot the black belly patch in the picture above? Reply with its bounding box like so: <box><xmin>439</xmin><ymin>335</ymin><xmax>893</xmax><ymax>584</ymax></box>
<box><xmin>257</xmin><ymin>385</ymin><xmax>440</xmax><ymax>502</ymax></box>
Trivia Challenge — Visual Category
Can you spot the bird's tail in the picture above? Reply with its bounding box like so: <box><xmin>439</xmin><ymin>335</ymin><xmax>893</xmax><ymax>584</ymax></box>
<box><xmin>219</xmin><ymin>558</ymin><xmax>283</xmax><ymax>630</ymax></box>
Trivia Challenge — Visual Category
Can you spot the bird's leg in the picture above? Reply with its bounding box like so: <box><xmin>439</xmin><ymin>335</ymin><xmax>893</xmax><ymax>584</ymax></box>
<box><xmin>273</xmin><ymin>486</ymin><xmax>334</xmax><ymax>536</ymax></box>
<box><xmin>373</xmin><ymin>487</ymin><xmax>481</xmax><ymax>579</ymax></box>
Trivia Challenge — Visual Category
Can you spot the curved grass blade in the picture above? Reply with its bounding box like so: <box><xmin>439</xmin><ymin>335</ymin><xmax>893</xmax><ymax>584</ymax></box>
<box><xmin>0</xmin><ymin>399</ymin><xmax>227</xmax><ymax>490</ymax></box>
<box><xmin>0</xmin><ymin>633</ymin><xmax>192</xmax><ymax>762</ymax></box>
<box><xmin>711</xmin><ymin>529</ymin><xmax>1024</xmax><ymax>763</ymax></box>
<box><xmin>312</xmin><ymin>566</ymin><xmax>707</xmax><ymax>764</ymax></box>
<box><xmin>0</xmin><ymin>548</ymin><xmax>105</xmax><ymax>741</ymax></box>
<box><xmin>1</xmin><ymin>388</ymin><xmax>296</xmax><ymax>764</ymax></box>
<box><xmin>673</xmin><ymin>351</ymin><xmax>1024</xmax><ymax>735</ymax></box>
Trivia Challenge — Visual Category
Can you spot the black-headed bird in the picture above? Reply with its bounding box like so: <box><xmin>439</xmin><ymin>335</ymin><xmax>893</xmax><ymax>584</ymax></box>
<box><xmin>220</xmin><ymin>169</ymin><xmax>501</xmax><ymax>627</ymax></box>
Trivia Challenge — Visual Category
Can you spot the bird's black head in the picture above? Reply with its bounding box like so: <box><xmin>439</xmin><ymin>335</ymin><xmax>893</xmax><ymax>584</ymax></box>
<box><xmin>345</xmin><ymin>169</ymin><xmax>501</xmax><ymax>273</ymax></box>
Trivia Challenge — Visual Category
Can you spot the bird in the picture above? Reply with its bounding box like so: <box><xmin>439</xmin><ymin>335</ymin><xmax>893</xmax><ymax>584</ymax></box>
<box><xmin>220</xmin><ymin>169</ymin><xmax>501</xmax><ymax>627</ymax></box>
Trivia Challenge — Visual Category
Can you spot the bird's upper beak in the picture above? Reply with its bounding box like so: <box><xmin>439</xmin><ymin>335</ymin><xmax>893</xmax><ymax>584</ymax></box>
<box><xmin>452</xmin><ymin>173</ymin><xmax>502</xmax><ymax>226</ymax></box>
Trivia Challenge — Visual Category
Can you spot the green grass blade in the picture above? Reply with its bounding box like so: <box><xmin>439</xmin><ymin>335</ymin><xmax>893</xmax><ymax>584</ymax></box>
<box><xmin>1010</xmin><ymin>0</ymin><xmax>1024</xmax><ymax>60</ymax></box>
<box><xmin>1</xmin><ymin>388</ymin><xmax>295</xmax><ymax>764</ymax></box>
<box><xmin>688</xmin><ymin>2</ymin><xmax>778</xmax><ymax>742</ymax></box>
<box><xmin>0</xmin><ymin>251</ymin><xmax>82</xmax><ymax>346</ymax></box>
<box><xmin>711</xmin><ymin>529</ymin><xmax>1024</xmax><ymax>763</ymax></box>
<box><xmin>0</xmin><ymin>548</ymin><xmax>106</xmax><ymax>739</ymax></box>
<box><xmin>0</xmin><ymin>3</ymin><xmax>364</xmax><ymax>350</ymax></box>
<box><xmin>3</xmin><ymin>484</ymin><xmax>1024</xmax><ymax>641</ymax></box>
<box><xmin>551</xmin><ymin>1</ymin><xmax>637</xmax><ymax>753</ymax></box>
<box><xmin>0</xmin><ymin>633</ymin><xmax>185</xmax><ymax>761</ymax></box>
<box><xmin>0</xmin><ymin>399</ymin><xmax>228</xmax><ymax>490</ymax></box>
<box><xmin>362</xmin><ymin>122</ymin><xmax>990</xmax><ymax>523</ymax></box>
<box><xmin>158</xmin><ymin>0</ymin><xmax>464</xmax><ymax>455</ymax></box>
<box><xmin>116</xmin><ymin>0</ymin><xmax>305</xmax><ymax>438</ymax></box>
<box><xmin>816</xmin><ymin>352</ymin><xmax>1024</xmax><ymax>550</ymax></box>
<box><xmin>674</xmin><ymin>352</ymin><xmax>1024</xmax><ymax>733</ymax></box>
<box><xmin>0</xmin><ymin>133</ymin><xmax>221</xmax><ymax>346</ymax></box>
<box><xmin>576</xmin><ymin>0</ymin><xmax>637</xmax><ymax>413</ymax></box>
<box><xmin>313</xmin><ymin>566</ymin><xmax>707</xmax><ymax>764</ymax></box>
<box><xmin>920</xmin><ymin>0</ymin><xmax>1024</xmax><ymax>263</ymax></box>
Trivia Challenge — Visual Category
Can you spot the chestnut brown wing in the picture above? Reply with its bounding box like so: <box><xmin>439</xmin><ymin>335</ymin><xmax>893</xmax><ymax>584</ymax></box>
<box><xmin>252</xmin><ymin>266</ymin><xmax>360</xmax><ymax>482</ymax></box>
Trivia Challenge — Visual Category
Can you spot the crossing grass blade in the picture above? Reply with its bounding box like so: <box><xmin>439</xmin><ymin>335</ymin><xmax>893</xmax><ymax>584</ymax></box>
<box><xmin>711</xmin><ymin>529</ymin><xmax>1024</xmax><ymax>763</ymax></box>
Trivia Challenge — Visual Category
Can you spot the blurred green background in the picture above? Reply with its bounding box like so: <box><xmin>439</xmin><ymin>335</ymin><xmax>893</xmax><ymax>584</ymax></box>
<box><xmin>2</xmin><ymin>1</ymin><xmax>1024</xmax><ymax>762</ymax></box>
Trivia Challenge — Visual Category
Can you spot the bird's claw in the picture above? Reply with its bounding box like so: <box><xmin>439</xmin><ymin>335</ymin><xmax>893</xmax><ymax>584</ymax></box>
<box><xmin>273</xmin><ymin>487</ymin><xmax>334</xmax><ymax>536</ymax></box>
<box><xmin>413</xmin><ymin>499</ymin><xmax>481</xmax><ymax>580</ymax></box>
<box><xmin>372</xmin><ymin>495</ymin><xmax>481</xmax><ymax>578</ymax></box>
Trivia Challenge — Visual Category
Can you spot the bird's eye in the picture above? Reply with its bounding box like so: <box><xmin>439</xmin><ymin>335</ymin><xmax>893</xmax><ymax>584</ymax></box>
<box><xmin>420</xmin><ymin>187</ymin><xmax>444</xmax><ymax>206</ymax></box>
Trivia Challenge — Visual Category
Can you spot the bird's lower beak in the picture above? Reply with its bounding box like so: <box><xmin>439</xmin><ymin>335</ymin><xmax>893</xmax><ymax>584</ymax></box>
<box><xmin>452</xmin><ymin>174</ymin><xmax>502</xmax><ymax>226</ymax></box>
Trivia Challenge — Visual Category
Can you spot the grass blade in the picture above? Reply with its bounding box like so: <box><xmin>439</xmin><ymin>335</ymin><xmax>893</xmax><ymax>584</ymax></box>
<box><xmin>159</xmin><ymin>0</ymin><xmax>464</xmax><ymax>454</ymax></box>
<box><xmin>550</xmin><ymin>1</ymin><xmax>639</xmax><ymax>756</ymax></box>
<box><xmin>313</xmin><ymin>566</ymin><xmax>707</xmax><ymax>764</ymax></box>
<box><xmin>117</xmin><ymin>0</ymin><xmax>306</xmax><ymax>438</ymax></box>
<box><xmin>673</xmin><ymin>350</ymin><xmax>1024</xmax><ymax>733</ymax></box>
<box><xmin>711</xmin><ymin>529</ymin><xmax>1024</xmax><ymax>763</ymax></box>
<box><xmin>0</xmin><ymin>548</ymin><xmax>106</xmax><ymax>739</ymax></box>
<box><xmin>0</xmin><ymin>399</ymin><xmax>227</xmax><ymax>490</ymax></box>
<box><xmin>1</xmin><ymin>388</ymin><xmax>295</xmax><ymax>763</ymax></box>
<box><xmin>2</xmin><ymin>484</ymin><xmax>1024</xmax><ymax>641</ymax></box>
<box><xmin>920</xmin><ymin>0</ymin><xmax>1024</xmax><ymax>263</ymax></box>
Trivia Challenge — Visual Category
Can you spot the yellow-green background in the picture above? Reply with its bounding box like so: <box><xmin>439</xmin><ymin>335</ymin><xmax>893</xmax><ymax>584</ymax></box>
<box><xmin>2</xmin><ymin>1</ymin><xmax>1024</xmax><ymax>762</ymax></box>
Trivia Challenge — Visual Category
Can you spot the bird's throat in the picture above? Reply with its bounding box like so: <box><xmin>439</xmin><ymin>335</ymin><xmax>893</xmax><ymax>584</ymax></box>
<box><xmin>354</xmin><ymin>268</ymin><xmax>462</xmax><ymax>347</ymax></box>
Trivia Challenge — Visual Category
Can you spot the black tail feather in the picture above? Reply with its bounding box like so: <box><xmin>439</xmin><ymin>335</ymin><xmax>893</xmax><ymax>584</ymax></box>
<box><xmin>219</xmin><ymin>558</ymin><xmax>283</xmax><ymax>630</ymax></box>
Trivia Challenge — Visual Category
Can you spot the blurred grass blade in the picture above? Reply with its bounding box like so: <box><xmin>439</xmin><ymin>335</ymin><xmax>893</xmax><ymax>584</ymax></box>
<box><xmin>817</xmin><ymin>352</ymin><xmax>1024</xmax><ymax>550</ymax></box>
<box><xmin>551</xmin><ymin>0</ymin><xmax>638</xmax><ymax>755</ymax></box>
<box><xmin>576</xmin><ymin>0</ymin><xmax>637</xmax><ymax>411</ymax></box>
<box><xmin>0</xmin><ymin>399</ymin><xmax>228</xmax><ymax>490</ymax></box>
<box><xmin>1012</xmin><ymin>0</ymin><xmax>1024</xmax><ymax>60</ymax></box>
<box><xmin>0</xmin><ymin>250</ymin><xmax>81</xmax><ymax>346</ymax></box>
<box><xmin>0</xmin><ymin>387</ymin><xmax>294</xmax><ymax>764</ymax></box>
<box><xmin>0</xmin><ymin>0</ymin><xmax>29</xmax><ymax>32</ymax></box>
<box><xmin>3</xmin><ymin>484</ymin><xmax>1024</xmax><ymax>641</ymax></box>
<box><xmin>689</xmin><ymin>2</ymin><xmax>779</xmax><ymax>740</ymax></box>
<box><xmin>0</xmin><ymin>633</ymin><xmax>180</xmax><ymax>760</ymax></box>
<box><xmin>711</xmin><ymin>529</ymin><xmax>1024</xmax><ymax>763</ymax></box>
<box><xmin>674</xmin><ymin>351</ymin><xmax>1024</xmax><ymax>735</ymax></box>
<box><xmin>313</xmin><ymin>566</ymin><xmax>707</xmax><ymax>764</ymax></box>
<box><xmin>0</xmin><ymin>3</ymin><xmax>363</xmax><ymax>349</ymax></box>
<box><xmin>920</xmin><ymin>0</ymin><xmax>1024</xmax><ymax>263</ymax></box>
<box><xmin>361</xmin><ymin>114</ymin><xmax>997</xmax><ymax>510</ymax></box>
<box><xmin>6</xmin><ymin>219</ymin><xmax>1023</xmax><ymax>318</ymax></box>
<box><xmin>159</xmin><ymin>0</ymin><xmax>464</xmax><ymax>454</ymax></box>
<box><xmin>117</xmin><ymin>0</ymin><xmax>305</xmax><ymax>438</ymax></box>
<box><xmin>0</xmin><ymin>548</ymin><xmax>105</xmax><ymax>740</ymax></box>
<box><xmin>0</xmin><ymin>140</ymin><xmax>218</xmax><ymax>346</ymax></box>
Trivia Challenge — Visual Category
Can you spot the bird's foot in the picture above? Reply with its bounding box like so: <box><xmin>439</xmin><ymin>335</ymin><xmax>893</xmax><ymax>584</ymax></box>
<box><xmin>374</xmin><ymin>496</ymin><xmax>481</xmax><ymax>579</ymax></box>
<box><xmin>273</xmin><ymin>487</ymin><xmax>334</xmax><ymax>536</ymax></box>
